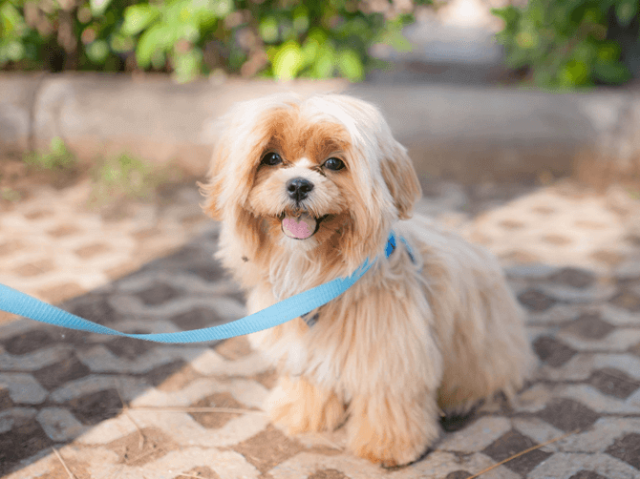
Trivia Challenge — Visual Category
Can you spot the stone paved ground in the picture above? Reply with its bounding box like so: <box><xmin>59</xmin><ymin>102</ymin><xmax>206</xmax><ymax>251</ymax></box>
<box><xmin>1</xmin><ymin>176</ymin><xmax>640</xmax><ymax>479</ymax></box>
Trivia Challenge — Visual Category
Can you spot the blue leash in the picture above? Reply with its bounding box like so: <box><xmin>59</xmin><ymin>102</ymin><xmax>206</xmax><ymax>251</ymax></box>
<box><xmin>0</xmin><ymin>232</ymin><xmax>403</xmax><ymax>344</ymax></box>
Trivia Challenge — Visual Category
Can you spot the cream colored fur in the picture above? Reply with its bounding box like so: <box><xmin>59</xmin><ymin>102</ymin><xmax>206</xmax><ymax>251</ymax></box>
<box><xmin>201</xmin><ymin>93</ymin><xmax>535</xmax><ymax>467</ymax></box>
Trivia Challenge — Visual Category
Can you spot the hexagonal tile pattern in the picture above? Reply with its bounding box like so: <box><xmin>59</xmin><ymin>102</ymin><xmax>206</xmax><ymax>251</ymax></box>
<box><xmin>482</xmin><ymin>429</ymin><xmax>553</xmax><ymax>475</ymax></box>
<box><xmin>2</xmin><ymin>180</ymin><xmax>640</xmax><ymax>478</ymax></box>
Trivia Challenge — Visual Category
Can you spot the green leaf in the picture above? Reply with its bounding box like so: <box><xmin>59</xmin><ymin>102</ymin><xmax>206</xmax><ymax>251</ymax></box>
<box><xmin>259</xmin><ymin>17</ymin><xmax>278</xmax><ymax>43</ymax></box>
<box><xmin>337</xmin><ymin>49</ymin><xmax>364</xmax><ymax>81</ymax></box>
<box><xmin>212</xmin><ymin>0</ymin><xmax>232</xmax><ymax>18</ymax></box>
<box><xmin>491</xmin><ymin>6</ymin><xmax>521</xmax><ymax>26</ymax></box>
<box><xmin>90</xmin><ymin>0</ymin><xmax>113</xmax><ymax>17</ymax></box>
<box><xmin>87</xmin><ymin>40</ymin><xmax>109</xmax><ymax>63</ymax></box>
<box><xmin>150</xmin><ymin>50</ymin><xmax>166</xmax><ymax>69</ymax></box>
<box><xmin>50</xmin><ymin>137</ymin><xmax>67</xmax><ymax>157</ymax></box>
<box><xmin>380</xmin><ymin>29</ymin><xmax>412</xmax><ymax>53</ymax></box>
<box><xmin>5</xmin><ymin>41</ymin><xmax>24</xmax><ymax>61</ymax></box>
<box><xmin>597</xmin><ymin>41</ymin><xmax>621</xmax><ymax>62</ymax></box>
<box><xmin>136</xmin><ymin>24</ymin><xmax>171</xmax><ymax>67</ymax></box>
<box><xmin>293</xmin><ymin>5</ymin><xmax>309</xmax><ymax>33</ymax></box>
<box><xmin>121</xmin><ymin>4</ymin><xmax>161</xmax><ymax>36</ymax></box>
<box><xmin>272</xmin><ymin>41</ymin><xmax>303</xmax><ymax>80</ymax></box>
<box><xmin>516</xmin><ymin>29</ymin><xmax>538</xmax><ymax>49</ymax></box>
<box><xmin>110</xmin><ymin>34</ymin><xmax>134</xmax><ymax>53</ymax></box>
<box><xmin>194</xmin><ymin>7</ymin><xmax>217</xmax><ymax>29</ymax></box>
<box><xmin>172</xmin><ymin>48</ymin><xmax>202</xmax><ymax>83</ymax></box>
<box><xmin>0</xmin><ymin>2</ymin><xmax>24</xmax><ymax>36</ymax></box>
<box><xmin>558</xmin><ymin>60</ymin><xmax>590</xmax><ymax>87</ymax></box>
<box><xmin>615</xmin><ymin>0</ymin><xmax>638</xmax><ymax>27</ymax></box>
<box><xmin>312</xmin><ymin>43</ymin><xmax>336</xmax><ymax>78</ymax></box>
<box><xmin>174</xmin><ymin>21</ymin><xmax>200</xmax><ymax>43</ymax></box>
<box><xmin>301</xmin><ymin>36</ymin><xmax>320</xmax><ymax>67</ymax></box>
<box><xmin>593</xmin><ymin>60</ymin><xmax>631</xmax><ymax>84</ymax></box>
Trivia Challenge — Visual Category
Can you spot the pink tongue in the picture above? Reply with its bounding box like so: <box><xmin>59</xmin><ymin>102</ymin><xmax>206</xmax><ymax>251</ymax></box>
<box><xmin>282</xmin><ymin>213</ymin><xmax>317</xmax><ymax>239</ymax></box>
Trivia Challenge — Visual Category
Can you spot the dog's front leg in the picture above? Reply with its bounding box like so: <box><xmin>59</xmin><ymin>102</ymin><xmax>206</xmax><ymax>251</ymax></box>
<box><xmin>267</xmin><ymin>375</ymin><xmax>346</xmax><ymax>435</ymax></box>
<box><xmin>347</xmin><ymin>391</ymin><xmax>440</xmax><ymax>467</ymax></box>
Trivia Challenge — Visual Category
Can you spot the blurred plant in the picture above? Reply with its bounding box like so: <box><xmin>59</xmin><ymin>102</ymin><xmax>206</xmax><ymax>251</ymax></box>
<box><xmin>1</xmin><ymin>0</ymin><xmax>430</xmax><ymax>82</ymax></box>
<box><xmin>119</xmin><ymin>0</ymin><xmax>223</xmax><ymax>82</ymax></box>
<box><xmin>493</xmin><ymin>0</ymin><xmax>639</xmax><ymax>89</ymax></box>
<box><xmin>89</xmin><ymin>153</ymin><xmax>169</xmax><ymax>206</ymax></box>
<box><xmin>0</xmin><ymin>186</ymin><xmax>21</xmax><ymax>202</ymax></box>
<box><xmin>0</xmin><ymin>1</ymin><xmax>28</xmax><ymax>65</ymax></box>
<box><xmin>23</xmin><ymin>136</ymin><xmax>78</xmax><ymax>170</ymax></box>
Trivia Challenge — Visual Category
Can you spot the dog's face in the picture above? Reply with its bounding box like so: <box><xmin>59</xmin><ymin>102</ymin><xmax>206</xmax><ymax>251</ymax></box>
<box><xmin>202</xmin><ymin>94</ymin><xmax>421</xmax><ymax>272</ymax></box>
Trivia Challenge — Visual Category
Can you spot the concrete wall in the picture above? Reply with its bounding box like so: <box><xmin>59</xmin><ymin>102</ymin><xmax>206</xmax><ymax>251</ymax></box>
<box><xmin>1</xmin><ymin>73</ymin><xmax>636</xmax><ymax>182</ymax></box>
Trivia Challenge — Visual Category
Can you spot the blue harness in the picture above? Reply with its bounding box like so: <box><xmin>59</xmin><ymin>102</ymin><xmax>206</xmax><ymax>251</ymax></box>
<box><xmin>0</xmin><ymin>232</ymin><xmax>414</xmax><ymax>343</ymax></box>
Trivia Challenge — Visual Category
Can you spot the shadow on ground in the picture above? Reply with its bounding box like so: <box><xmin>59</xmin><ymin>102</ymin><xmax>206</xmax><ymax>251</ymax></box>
<box><xmin>2</xmin><ymin>181</ymin><xmax>640</xmax><ymax>479</ymax></box>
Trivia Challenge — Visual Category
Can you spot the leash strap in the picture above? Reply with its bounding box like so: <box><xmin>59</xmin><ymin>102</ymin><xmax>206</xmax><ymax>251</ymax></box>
<box><xmin>0</xmin><ymin>232</ymin><xmax>408</xmax><ymax>344</ymax></box>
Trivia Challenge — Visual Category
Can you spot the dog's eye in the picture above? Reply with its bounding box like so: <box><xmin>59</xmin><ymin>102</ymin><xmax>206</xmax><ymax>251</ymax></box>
<box><xmin>323</xmin><ymin>158</ymin><xmax>345</xmax><ymax>171</ymax></box>
<box><xmin>261</xmin><ymin>152</ymin><xmax>283</xmax><ymax>166</ymax></box>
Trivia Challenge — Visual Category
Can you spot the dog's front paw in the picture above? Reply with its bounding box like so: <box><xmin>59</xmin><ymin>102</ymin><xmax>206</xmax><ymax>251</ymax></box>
<box><xmin>267</xmin><ymin>376</ymin><xmax>346</xmax><ymax>435</ymax></box>
<box><xmin>347</xmin><ymin>422</ymin><xmax>432</xmax><ymax>468</ymax></box>
<box><xmin>347</xmin><ymin>395</ymin><xmax>440</xmax><ymax>467</ymax></box>
<box><xmin>350</xmin><ymin>438</ymin><xmax>426</xmax><ymax>468</ymax></box>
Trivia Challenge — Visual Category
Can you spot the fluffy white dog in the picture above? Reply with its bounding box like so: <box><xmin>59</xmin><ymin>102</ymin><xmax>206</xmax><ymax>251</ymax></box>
<box><xmin>201</xmin><ymin>93</ymin><xmax>534</xmax><ymax>467</ymax></box>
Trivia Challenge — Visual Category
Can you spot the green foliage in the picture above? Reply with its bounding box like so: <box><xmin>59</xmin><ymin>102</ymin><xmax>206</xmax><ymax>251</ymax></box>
<box><xmin>493</xmin><ymin>0</ymin><xmax>638</xmax><ymax>89</ymax></box>
<box><xmin>0</xmin><ymin>186</ymin><xmax>21</xmax><ymax>202</ymax></box>
<box><xmin>0</xmin><ymin>0</ymin><xmax>428</xmax><ymax>82</ymax></box>
<box><xmin>0</xmin><ymin>0</ymin><xmax>38</xmax><ymax>67</ymax></box>
<box><xmin>259</xmin><ymin>4</ymin><xmax>412</xmax><ymax>82</ymax></box>
<box><xmin>18</xmin><ymin>138</ymin><xmax>177</xmax><ymax>207</ymax></box>
<box><xmin>91</xmin><ymin>153</ymin><xmax>163</xmax><ymax>202</ymax></box>
<box><xmin>23</xmin><ymin>137</ymin><xmax>77</xmax><ymax>171</ymax></box>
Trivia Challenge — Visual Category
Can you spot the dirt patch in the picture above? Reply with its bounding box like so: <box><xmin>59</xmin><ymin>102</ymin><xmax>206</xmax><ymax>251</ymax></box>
<box><xmin>190</xmin><ymin>392</ymin><xmax>247</xmax><ymax>430</ymax></box>
<box><xmin>0</xmin><ymin>416</ymin><xmax>54</xmax><ymax>475</ymax></box>
<box><xmin>482</xmin><ymin>429</ymin><xmax>552</xmax><ymax>476</ymax></box>
<box><xmin>549</xmin><ymin>268</ymin><xmax>595</xmax><ymax>289</ymax></box>
<box><xmin>0</xmin><ymin>156</ymin><xmax>85</xmax><ymax>207</ymax></box>
<box><xmin>0</xmin><ymin>239</ymin><xmax>26</xmax><ymax>256</ymax></box>
<box><xmin>32</xmin><ymin>353</ymin><xmax>91</xmax><ymax>391</ymax></box>
<box><xmin>233</xmin><ymin>424</ymin><xmax>304</xmax><ymax>473</ymax></box>
<box><xmin>2</xmin><ymin>329</ymin><xmax>56</xmax><ymax>355</ymax></box>
<box><xmin>536</xmin><ymin>398</ymin><xmax>600</xmax><ymax>432</ymax></box>
<box><xmin>252</xmin><ymin>368</ymin><xmax>279</xmax><ymax>390</ymax></box>
<box><xmin>174</xmin><ymin>466</ymin><xmax>222</xmax><ymax>479</ymax></box>
<box><xmin>74</xmin><ymin>242</ymin><xmax>112</xmax><ymax>259</ymax></box>
<box><xmin>517</xmin><ymin>289</ymin><xmax>558</xmax><ymax>312</ymax></box>
<box><xmin>610</xmin><ymin>289</ymin><xmax>640</xmax><ymax>312</ymax></box>
<box><xmin>308</xmin><ymin>469</ymin><xmax>349</xmax><ymax>479</ymax></box>
<box><xmin>562</xmin><ymin>312</ymin><xmax>615</xmax><ymax>340</ymax></box>
<box><xmin>46</xmin><ymin>449</ymin><xmax>94</xmax><ymax>479</ymax></box>
<box><xmin>533</xmin><ymin>336</ymin><xmax>577</xmax><ymax>367</ymax></box>
<box><xmin>499</xmin><ymin>250</ymin><xmax>541</xmax><ymax>264</ymax></box>
<box><xmin>590</xmin><ymin>249</ymin><xmax>624</xmax><ymax>267</ymax></box>
<box><xmin>150</xmin><ymin>363</ymin><xmax>201</xmax><ymax>393</ymax></box>
<box><xmin>542</xmin><ymin>234</ymin><xmax>572</xmax><ymax>245</ymax></box>
<box><xmin>107</xmin><ymin>426</ymin><xmax>179</xmax><ymax>467</ymax></box>
<box><xmin>606</xmin><ymin>433</ymin><xmax>640</xmax><ymax>470</ymax></box>
<box><xmin>67</xmin><ymin>389</ymin><xmax>123</xmax><ymax>425</ymax></box>
<box><xmin>38</xmin><ymin>282</ymin><xmax>87</xmax><ymax>303</ymax></box>
<box><xmin>12</xmin><ymin>258</ymin><xmax>56</xmax><ymax>277</ymax></box>
<box><xmin>0</xmin><ymin>154</ymin><xmax>201</xmax><ymax>217</ymax></box>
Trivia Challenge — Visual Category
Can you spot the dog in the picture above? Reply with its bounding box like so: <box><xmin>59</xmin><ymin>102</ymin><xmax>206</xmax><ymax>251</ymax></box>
<box><xmin>200</xmin><ymin>93</ymin><xmax>534</xmax><ymax>467</ymax></box>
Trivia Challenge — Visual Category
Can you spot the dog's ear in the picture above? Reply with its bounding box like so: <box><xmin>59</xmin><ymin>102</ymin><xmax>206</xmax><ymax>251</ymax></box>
<box><xmin>380</xmin><ymin>142</ymin><xmax>422</xmax><ymax>220</ymax></box>
<box><xmin>199</xmin><ymin>140</ymin><xmax>228</xmax><ymax>221</ymax></box>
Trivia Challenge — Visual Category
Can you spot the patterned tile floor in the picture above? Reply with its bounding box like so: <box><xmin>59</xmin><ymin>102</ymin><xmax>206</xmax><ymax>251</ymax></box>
<box><xmin>1</xmin><ymin>178</ymin><xmax>640</xmax><ymax>479</ymax></box>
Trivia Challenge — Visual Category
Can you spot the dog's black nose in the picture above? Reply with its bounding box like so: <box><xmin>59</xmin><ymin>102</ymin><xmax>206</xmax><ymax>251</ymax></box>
<box><xmin>286</xmin><ymin>177</ymin><xmax>314</xmax><ymax>202</ymax></box>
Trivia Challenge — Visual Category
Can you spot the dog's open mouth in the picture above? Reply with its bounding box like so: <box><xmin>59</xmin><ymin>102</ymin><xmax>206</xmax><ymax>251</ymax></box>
<box><xmin>280</xmin><ymin>212</ymin><xmax>327</xmax><ymax>240</ymax></box>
